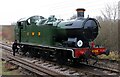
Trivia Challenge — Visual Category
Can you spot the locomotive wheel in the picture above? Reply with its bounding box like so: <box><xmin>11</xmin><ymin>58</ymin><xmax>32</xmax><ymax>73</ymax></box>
<box><xmin>17</xmin><ymin>45</ymin><xmax>25</xmax><ymax>55</ymax></box>
<box><xmin>17</xmin><ymin>45</ymin><xmax>29</xmax><ymax>57</ymax></box>
<box><xmin>85</xmin><ymin>55</ymin><xmax>98</xmax><ymax>65</ymax></box>
<box><xmin>17</xmin><ymin>47</ymin><xmax>22</xmax><ymax>55</ymax></box>
<box><xmin>40</xmin><ymin>51</ymin><xmax>50</xmax><ymax>60</ymax></box>
<box><xmin>32</xmin><ymin>48</ymin><xmax>40</xmax><ymax>58</ymax></box>
<box><xmin>27</xmin><ymin>47</ymin><xmax>38</xmax><ymax>57</ymax></box>
<box><xmin>70</xmin><ymin>59</ymin><xmax>80</xmax><ymax>66</ymax></box>
<box><xmin>84</xmin><ymin>50</ymin><xmax>98</xmax><ymax>65</ymax></box>
<box><xmin>55</xmin><ymin>51</ymin><xmax>67</xmax><ymax>65</ymax></box>
<box><xmin>44</xmin><ymin>51</ymin><xmax>51</xmax><ymax>60</ymax></box>
<box><xmin>28</xmin><ymin>48</ymin><xmax>34</xmax><ymax>57</ymax></box>
<box><xmin>22</xmin><ymin>45</ymin><xmax>28</xmax><ymax>56</ymax></box>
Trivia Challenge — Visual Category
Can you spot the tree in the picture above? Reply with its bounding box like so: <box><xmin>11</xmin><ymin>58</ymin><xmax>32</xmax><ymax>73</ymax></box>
<box><xmin>95</xmin><ymin>4</ymin><xmax>118</xmax><ymax>50</ymax></box>
<box><xmin>101</xmin><ymin>4</ymin><xmax>118</xmax><ymax>22</ymax></box>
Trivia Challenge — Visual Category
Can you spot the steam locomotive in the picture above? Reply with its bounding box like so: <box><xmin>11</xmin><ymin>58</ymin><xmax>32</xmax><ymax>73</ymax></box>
<box><xmin>13</xmin><ymin>8</ymin><xmax>110</xmax><ymax>64</ymax></box>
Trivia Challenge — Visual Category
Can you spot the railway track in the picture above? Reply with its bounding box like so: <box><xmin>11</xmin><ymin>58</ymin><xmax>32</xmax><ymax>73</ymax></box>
<box><xmin>1</xmin><ymin>45</ymin><xmax>80</xmax><ymax>76</ymax></box>
<box><xmin>2</xmin><ymin>42</ymin><xmax>119</xmax><ymax>71</ymax></box>
<box><xmin>96</xmin><ymin>59</ymin><xmax>119</xmax><ymax>70</ymax></box>
<box><xmin>1</xmin><ymin>42</ymin><xmax>120</xmax><ymax>76</ymax></box>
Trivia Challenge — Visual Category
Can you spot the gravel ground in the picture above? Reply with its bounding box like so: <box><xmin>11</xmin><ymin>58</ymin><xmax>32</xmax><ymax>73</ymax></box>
<box><xmin>1</xmin><ymin>61</ymin><xmax>23</xmax><ymax>75</ymax></box>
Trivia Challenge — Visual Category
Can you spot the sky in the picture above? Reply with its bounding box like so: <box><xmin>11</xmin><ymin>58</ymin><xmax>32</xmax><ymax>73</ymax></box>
<box><xmin>0</xmin><ymin>0</ymin><xmax>119</xmax><ymax>25</ymax></box>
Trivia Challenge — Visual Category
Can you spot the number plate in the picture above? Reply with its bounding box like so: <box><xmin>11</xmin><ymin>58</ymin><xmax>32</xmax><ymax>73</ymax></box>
<box><xmin>92</xmin><ymin>50</ymin><xmax>98</xmax><ymax>53</ymax></box>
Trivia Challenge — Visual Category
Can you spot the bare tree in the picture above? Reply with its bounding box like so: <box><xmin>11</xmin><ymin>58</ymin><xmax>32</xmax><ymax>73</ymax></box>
<box><xmin>95</xmin><ymin>4</ymin><xmax>118</xmax><ymax>50</ymax></box>
<box><xmin>101</xmin><ymin>4</ymin><xmax>118</xmax><ymax>22</ymax></box>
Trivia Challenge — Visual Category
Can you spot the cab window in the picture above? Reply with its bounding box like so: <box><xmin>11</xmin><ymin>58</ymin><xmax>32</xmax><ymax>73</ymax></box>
<box><xmin>27</xmin><ymin>16</ymin><xmax>45</xmax><ymax>26</ymax></box>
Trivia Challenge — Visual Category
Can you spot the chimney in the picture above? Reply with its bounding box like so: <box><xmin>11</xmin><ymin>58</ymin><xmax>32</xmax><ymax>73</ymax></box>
<box><xmin>76</xmin><ymin>8</ymin><xmax>85</xmax><ymax>18</ymax></box>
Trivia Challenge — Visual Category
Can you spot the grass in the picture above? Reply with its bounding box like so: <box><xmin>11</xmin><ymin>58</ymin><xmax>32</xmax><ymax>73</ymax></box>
<box><xmin>98</xmin><ymin>51</ymin><xmax>120</xmax><ymax>61</ymax></box>
<box><xmin>1</xmin><ymin>61</ymin><xmax>21</xmax><ymax>75</ymax></box>
<box><xmin>0</xmin><ymin>48</ymin><xmax>22</xmax><ymax>75</ymax></box>
<box><xmin>0</xmin><ymin>50</ymin><xmax>21</xmax><ymax>75</ymax></box>
<box><xmin>0</xmin><ymin>61</ymin><xmax>2</xmax><ymax>75</ymax></box>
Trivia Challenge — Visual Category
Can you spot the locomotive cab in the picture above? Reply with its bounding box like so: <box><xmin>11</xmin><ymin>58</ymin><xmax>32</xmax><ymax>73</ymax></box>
<box><xmin>17</xmin><ymin>22</ymin><xmax>24</xmax><ymax>29</ymax></box>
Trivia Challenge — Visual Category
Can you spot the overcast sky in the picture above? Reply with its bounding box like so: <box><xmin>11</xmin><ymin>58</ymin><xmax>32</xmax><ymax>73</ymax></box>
<box><xmin>0</xmin><ymin>0</ymin><xmax>119</xmax><ymax>25</ymax></box>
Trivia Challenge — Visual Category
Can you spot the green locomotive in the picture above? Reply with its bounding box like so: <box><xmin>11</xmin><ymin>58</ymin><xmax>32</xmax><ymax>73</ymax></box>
<box><xmin>14</xmin><ymin>8</ymin><xmax>110</xmax><ymax>64</ymax></box>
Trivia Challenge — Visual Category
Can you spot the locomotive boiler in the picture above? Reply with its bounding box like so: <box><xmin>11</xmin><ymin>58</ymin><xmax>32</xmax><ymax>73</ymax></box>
<box><xmin>13</xmin><ymin>8</ymin><xmax>110</xmax><ymax>64</ymax></box>
<box><xmin>55</xmin><ymin>8</ymin><xmax>99</xmax><ymax>48</ymax></box>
